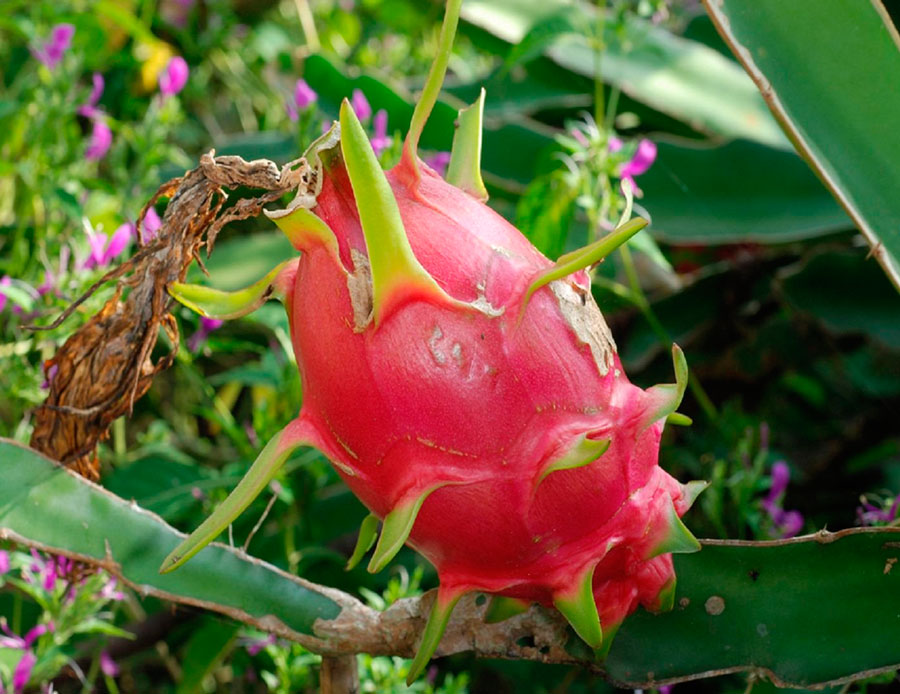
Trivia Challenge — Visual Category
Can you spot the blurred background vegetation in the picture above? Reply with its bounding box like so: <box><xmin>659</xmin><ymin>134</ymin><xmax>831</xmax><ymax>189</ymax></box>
<box><xmin>2</xmin><ymin>0</ymin><xmax>900</xmax><ymax>691</ymax></box>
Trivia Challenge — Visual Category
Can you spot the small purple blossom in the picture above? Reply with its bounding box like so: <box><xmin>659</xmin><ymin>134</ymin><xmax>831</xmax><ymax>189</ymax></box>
<box><xmin>159</xmin><ymin>56</ymin><xmax>189</xmax><ymax>98</ymax></box>
<box><xmin>37</xmin><ymin>246</ymin><xmax>70</xmax><ymax>297</ymax></box>
<box><xmin>244</xmin><ymin>633</ymin><xmax>276</xmax><ymax>656</ymax></box>
<box><xmin>424</xmin><ymin>151</ymin><xmax>451</xmax><ymax>177</ymax></box>
<box><xmin>78</xmin><ymin>73</ymin><xmax>105</xmax><ymax>118</ymax></box>
<box><xmin>295</xmin><ymin>79</ymin><xmax>317</xmax><ymax>110</ymax></box>
<box><xmin>190</xmin><ymin>486</ymin><xmax>206</xmax><ymax>501</ymax></box>
<box><xmin>13</xmin><ymin>650</ymin><xmax>37</xmax><ymax>694</ymax></box>
<box><xmin>608</xmin><ymin>136</ymin><xmax>657</xmax><ymax>194</ymax></box>
<box><xmin>857</xmin><ymin>496</ymin><xmax>900</xmax><ymax>526</ymax></box>
<box><xmin>33</xmin><ymin>24</ymin><xmax>75</xmax><ymax>70</ymax></box>
<box><xmin>41</xmin><ymin>363</ymin><xmax>59</xmax><ymax>390</ymax></box>
<box><xmin>762</xmin><ymin>461</ymin><xmax>804</xmax><ymax>539</ymax></box>
<box><xmin>0</xmin><ymin>276</ymin><xmax>11</xmax><ymax>313</ymax></box>
<box><xmin>188</xmin><ymin>316</ymin><xmax>224</xmax><ymax>352</ymax></box>
<box><xmin>85</xmin><ymin>117</ymin><xmax>112</xmax><ymax>160</ymax></box>
<box><xmin>141</xmin><ymin>207</ymin><xmax>162</xmax><ymax>244</ymax></box>
<box><xmin>371</xmin><ymin>109</ymin><xmax>391</xmax><ymax>156</ymax></box>
<box><xmin>98</xmin><ymin>576</ymin><xmax>125</xmax><ymax>602</ymax></box>
<box><xmin>82</xmin><ymin>223</ymin><xmax>135</xmax><ymax>270</ymax></box>
<box><xmin>351</xmin><ymin>88</ymin><xmax>371</xmax><ymax>121</ymax></box>
<box><xmin>286</xmin><ymin>79</ymin><xmax>317</xmax><ymax>122</ymax></box>
<box><xmin>100</xmin><ymin>651</ymin><xmax>119</xmax><ymax>677</ymax></box>
<box><xmin>0</xmin><ymin>550</ymin><xmax>9</xmax><ymax>574</ymax></box>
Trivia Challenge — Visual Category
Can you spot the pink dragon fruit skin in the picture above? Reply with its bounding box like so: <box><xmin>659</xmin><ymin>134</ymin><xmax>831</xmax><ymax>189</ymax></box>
<box><xmin>161</xmin><ymin>47</ymin><xmax>702</xmax><ymax>679</ymax></box>
<box><xmin>264</xmin><ymin>104</ymin><xmax>701</xmax><ymax>669</ymax></box>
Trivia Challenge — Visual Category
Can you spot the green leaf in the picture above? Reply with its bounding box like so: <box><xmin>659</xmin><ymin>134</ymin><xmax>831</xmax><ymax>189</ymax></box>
<box><xmin>704</xmin><ymin>0</ymin><xmax>900</xmax><ymax>289</ymax></box>
<box><xmin>607</xmin><ymin>530</ymin><xmax>900</xmax><ymax>688</ymax></box>
<box><xmin>461</xmin><ymin>0</ymin><xmax>787</xmax><ymax>147</ymax></box>
<box><xmin>176</xmin><ymin>617</ymin><xmax>239</xmax><ymax>694</ymax></box>
<box><xmin>779</xmin><ymin>251</ymin><xmax>900</xmax><ymax>350</ymax></box>
<box><xmin>642</xmin><ymin>140</ymin><xmax>849</xmax><ymax>244</ymax></box>
<box><xmin>0</xmin><ymin>439</ymin><xmax>342</xmax><ymax>636</ymax></box>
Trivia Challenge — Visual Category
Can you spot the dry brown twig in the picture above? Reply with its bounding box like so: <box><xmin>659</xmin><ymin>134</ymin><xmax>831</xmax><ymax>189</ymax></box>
<box><xmin>28</xmin><ymin>151</ymin><xmax>308</xmax><ymax>479</ymax></box>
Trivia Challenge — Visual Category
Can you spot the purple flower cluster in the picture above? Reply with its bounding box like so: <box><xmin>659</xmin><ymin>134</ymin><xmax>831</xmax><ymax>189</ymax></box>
<box><xmin>762</xmin><ymin>461</ymin><xmax>804</xmax><ymax>538</ymax></box>
<box><xmin>32</xmin><ymin>24</ymin><xmax>74</xmax><ymax>70</ymax></box>
<box><xmin>0</xmin><ymin>550</ymin><xmax>125</xmax><ymax>692</ymax></box>
<box><xmin>188</xmin><ymin>316</ymin><xmax>224</xmax><ymax>352</ymax></box>
<box><xmin>82</xmin><ymin>223</ymin><xmax>134</xmax><ymax>270</ymax></box>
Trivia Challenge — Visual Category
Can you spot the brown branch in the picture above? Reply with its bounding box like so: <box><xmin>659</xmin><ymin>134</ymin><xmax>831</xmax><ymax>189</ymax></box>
<box><xmin>28</xmin><ymin>151</ymin><xmax>309</xmax><ymax>480</ymax></box>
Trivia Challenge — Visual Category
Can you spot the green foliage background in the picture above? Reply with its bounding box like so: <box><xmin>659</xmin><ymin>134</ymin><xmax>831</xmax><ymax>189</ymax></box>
<box><xmin>2</xmin><ymin>0</ymin><xmax>900</xmax><ymax>691</ymax></box>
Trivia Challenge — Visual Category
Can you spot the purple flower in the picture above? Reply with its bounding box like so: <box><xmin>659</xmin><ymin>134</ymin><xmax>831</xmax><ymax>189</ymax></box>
<box><xmin>857</xmin><ymin>496</ymin><xmax>900</xmax><ymax>526</ymax></box>
<box><xmin>82</xmin><ymin>223</ymin><xmax>135</xmax><ymax>270</ymax></box>
<box><xmin>141</xmin><ymin>207</ymin><xmax>162</xmax><ymax>244</ymax></box>
<box><xmin>762</xmin><ymin>461</ymin><xmax>804</xmax><ymax>539</ymax></box>
<box><xmin>351</xmin><ymin>88</ymin><xmax>371</xmax><ymax>121</ymax></box>
<box><xmin>244</xmin><ymin>633</ymin><xmax>276</xmax><ymax>656</ymax></box>
<box><xmin>13</xmin><ymin>650</ymin><xmax>37</xmax><ymax>694</ymax></box>
<box><xmin>0</xmin><ymin>550</ymin><xmax>8</xmax><ymax>574</ymax></box>
<box><xmin>98</xmin><ymin>576</ymin><xmax>124</xmax><ymax>602</ymax></box>
<box><xmin>424</xmin><ymin>151</ymin><xmax>451</xmax><ymax>177</ymax></box>
<box><xmin>371</xmin><ymin>109</ymin><xmax>391</xmax><ymax>156</ymax></box>
<box><xmin>78</xmin><ymin>73</ymin><xmax>105</xmax><ymax>118</ymax></box>
<box><xmin>33</xmin><ymin>24</ymin><xmax>75</xmax><ymax>70</ymax></box>
<box><xmin>41</xmin><ymin>363</ymin><xmax>59</xmax><ymax>390</ymax></box>
<box><xmin>188</xmin><ymin>316</ymin><xmax>224</xmax><ymax>352</ymax></box>
<box><xmin>0</xmin><ymin>276</ymin><xmax>11</xmax><ymax>313</ymax></box>
<box><xmin>159</xmin><ymin>56</ymin><xmax>189</xmax><ymax>98</ymax></box>
<box><xmin>295</xmin><ymin>79</ymin><xmax>317</xmax><ymax>110</ymax></box>
<box><xmin>100</xmin><ymin>651</ymin><xmax>119</xmax><ymax>677</ymax></box>
<box><xmin>608</xmin><ymin>136</ymin><xmax>657</xmax><ymax>194</ymax></box>
<box><xmin>85</xmin><ymin>118</ymin><xmax>112</xmax><ymax>160</ymax></box>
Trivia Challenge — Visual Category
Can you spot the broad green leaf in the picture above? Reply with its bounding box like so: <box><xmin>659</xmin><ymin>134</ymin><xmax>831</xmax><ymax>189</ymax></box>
<box><xmin>607</xmin><ymin>531</ymin><xmax>900</xmax><ymax>688</ymax></box>
<box><xmin>461</xmin><ymin>0</ymin><xmax>787</xmax><ymax>147</ymax></box>
<box><xmin>704</xmin><ymin>0</ymin><xmax>900</xmax><ymax>289</ymax></box>
<box><xmin>642</xmin><ymin>140</ymin><xmax>848</xmax><ymax>244</ymax></box>
<box><xmin>0</xmin><ymin>440</ymin><xmax>342</xmax><ymax>637</ymax></box>
<box><xmin>779</xmin><ymin>251</ymin><xmax>900</xmax><ymax>350</ymax></box>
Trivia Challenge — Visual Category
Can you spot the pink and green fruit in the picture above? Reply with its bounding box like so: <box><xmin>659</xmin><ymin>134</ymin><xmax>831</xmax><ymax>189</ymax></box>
<box><xmin>160</xmin><ymin>3</ymin><xmax>703</xmax><ymax>681</ymax></box>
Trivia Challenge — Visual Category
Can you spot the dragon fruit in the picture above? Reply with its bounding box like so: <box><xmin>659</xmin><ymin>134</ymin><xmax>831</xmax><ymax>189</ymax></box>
<box><xmin>160</xmin><ymin>0</ymin><xmax>703</xmax><ymax>680</ymax></box>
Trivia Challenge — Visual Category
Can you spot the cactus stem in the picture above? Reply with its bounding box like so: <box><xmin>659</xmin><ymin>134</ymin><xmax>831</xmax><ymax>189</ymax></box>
<box><xmin>168</xmin><ymin>259</ymin><xmax>298</xmax><ymax>320</ymax></box>
<box><xmin>446</xmin><ymin>89</ymin><xmax>488</xmax><ymax>201</ymax></box>
<box><xmin>159</xmin><ymin>417</ymin><xmax>315</xmax><ymax>573</ymax></box>
<box><xmin>406</xmin><ymin>586</ymin><xmax>465</xmax><ymax>685</ymax></box>
<box><xmin>553</xmin><ymin>564</ymin><xmax>603</xmax><ymax>649</ymax></box>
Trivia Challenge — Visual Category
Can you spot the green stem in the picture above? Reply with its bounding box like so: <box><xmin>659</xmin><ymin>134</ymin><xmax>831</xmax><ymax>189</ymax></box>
<box><xmin>403</xmin><ymin>0</ymin><xmax>463</xmax><ymax>170</ymax></box>
<box><xmin>593</xmin><ymin>0</ymin><xmax>606</xmax><ymax>127</ymax></box>
<box><xmin>618</xmin><ymin>244</ymin><xmax>718</xmax><ymax>420</ymax></box>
